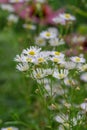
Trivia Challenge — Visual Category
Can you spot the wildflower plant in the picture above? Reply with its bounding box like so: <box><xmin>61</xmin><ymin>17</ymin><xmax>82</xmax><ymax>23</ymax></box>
<box><xmin>14</xmin><ymin>46</ymin><xmax>87</xmax><ymax>129</ymax></box>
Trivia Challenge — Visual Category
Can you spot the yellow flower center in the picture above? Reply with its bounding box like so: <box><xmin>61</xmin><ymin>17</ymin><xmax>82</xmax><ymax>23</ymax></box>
<box><xmin>59</xmin><ymin>74</ymin><xmax>65</xmax><ymax>79</ymax></box>
<box><xmin>65</xmin><ymin>14</ymin><xmax>71</xmax><ymax>19</ymax></box>
<box><xmin>7</xmin><ymin>128</ymin><xmax>13</xmax><ymax>130</ymax></box>
<box><xmin>53</xmin><ymin>58</ymin><xmax>60</xmax><ymax>62</ymax></box>
<box><xmin>36</xmin><ymin>73</ymin><xmax>41</xmax><ymax>78</ymax></box>
<box><xmin>29</xmin><ymin>50</ymin><xmax>35</xmax><ymax>56</ymax></box>
<box><xmin>38</xmin><ymin>39</ymin><xmax>44</xmax><ymax>44</ymax></box>
<box><xmin>26</xmin><ymin>58</ymin><xmax>32</xmax><ymax>62</ymax></box>
<box><xmin>55</xmin><ymin>51</ymin><xmax>60</xmax><ymax>56</ymax></box>
<box><xmin>38</xmin><ymin>58</ymin><xmax>44</xmax><ymax>63</ymax></box>
<box><xmin>46</xmin><ymin>32</ymin><xmax>51</xmax><ymax>37</ymax></box>
<box><xmin>75</xmin><ymin>57</ymin><xmax>81</xmax><ymax>62</ymax></box>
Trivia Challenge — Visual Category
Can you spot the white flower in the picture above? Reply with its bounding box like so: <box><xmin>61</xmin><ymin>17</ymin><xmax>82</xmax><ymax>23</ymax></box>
<box><xmin>50</xmin><ymin>56</ymin><xmax>65</xmax><ymax>64</ymax></box>
<box><xmin>23</xmin><ymin>24</ymin><xmax>36</xmax><ymax>30</ymax></box>
<box><xmin>32</xmin><ymin>69</ymin><xmax>47</xmax><ymax>79</ymax></box>
<box><xmin>52</xmin><ymin>16</ymin><xmax>65</xmax><ymax>25</ymax></box>
<box><xmin>0</xmin><ymin>4</ymin><xmax>14</xmax><ymax>12</ymax></box>
<box><xmin>72</xmin><ymin>36</ymin><xmax>86</xmax><ymax>44</ymax></box>
<box><xmin>35</xmin><ymin>36</ymin><xmax>46</xmax><ymax>46</ymax></box>
<box><xmin>70</xmin><ymin>56</ymin><xmax>86</xmax><ymax>63</ymax></box>
<box><xmin>1</xmin><ymin>127</ymin><xmax>18</xmax><ymax>130</ymax></box>
<box><xmin>16</xmin><ymin>63</ymin><xmax>29</xmax><ymax>71</ymax></box>
<box><xmin>47</xmin><ymin>27</ymin><xmax>58</xmax><ymax>37</ymax></box>
<box><xmin>52</xmin><ymin>51</ymin><xmax>65</xmax><ymax>58</ymax></box>
<box><xmin>53</xmin><ymin>69</ymin><xmax>69</xmax><ymax>79</ymax></box>
<box><xmin>55</xmin><ymin>114</ymin><xmax>68</xmax><ymax>123</ymax></box>
<box><xmin>22</xmin><ymin>46</ymin><xmax>41</xmax><ymax>57</ymax></box>
<box><xmin>34</xmin><ymin>54</ymin><xmax>47</xmax><ymax>64</ymax></box>
<box><xmin>60</xmin><ymin>13</ymin><xmax>76</xmax><ymax>21</ymax></box>
<box><xmin>14</xmin><ymin>54</ymin><xmax>26</xmax><ymax>62</ymax></box>
<box><xmin>80</xmin><ymin>72</ymin><xmax>87</xmax><ymax>82</ymax></box>
<box><xmin>40</xmin><ymin>31</ymin><xmax>56</xmax><ymax>39</ymax></box>
<box><xmin>64</xmin><ymin>77</ymin><xmax>77</xmax><ymax>86</ymax></box>
<box><xmin>7</xmin><ymin>14</ymin><xmax>18</xmax><ymax>23</ymax></box>
<box><xmin>63</xmin><ymin>61</ymin><xmax>76</xmax><ymax>70</ymax></box>
<box><xmin>78</xmin><ymin>64</ymin><xmax>87</xmax><ymax>72</ymax></box>
<box><xmin>49</xmin><ymin>38</ymin><xmax>65</xmax><ymax>46</ymax></box>
<box><xmin>80</xmin><ymin>101</ymin><xmax>87</xmax><ymax>112</ymax></box>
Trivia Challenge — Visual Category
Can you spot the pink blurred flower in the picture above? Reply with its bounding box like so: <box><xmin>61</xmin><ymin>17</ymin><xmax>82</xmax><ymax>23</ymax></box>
<box><xmin>0</xmin><ymin>0</ymin><xmax>8</xmax><ymax>3</ymax></box>
<box><xmin>13</xmin><ymin>2</ymin><xmax>65</xmax><ymax>25</ymax></box>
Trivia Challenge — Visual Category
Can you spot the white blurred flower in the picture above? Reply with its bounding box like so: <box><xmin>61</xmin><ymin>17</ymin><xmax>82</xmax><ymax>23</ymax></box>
<box><xmin>49</xmin><ymin>38</ymin><xmax>65</xmax><ymax>46</ymax></box>
<box><xmin>55</xmin><ymin>114</ymin><xmax>68</xmax><ymax>123</ymax></box>
<box><xmin>7</xmin><ymin>14</ymin><xmax>18</xmax><ymax>23</ymax></box>
<box><xmin>53</xmin><ymin>69</ymin><xmax>68</xmax><ymax>79</ymax></box>
<box><xmin>52</xmin><ymin>16</ymin><xmax>65</xmax><ymax>25</ymax></box>
<box><xmin>80</xmin><ymin>72</ymin><xmax>87</xmax><ymax>82</ymax></box>
<box><xmin>50</xmin><ymin>56</ymin><xmax>65</xmax><ymax>64</ymax></box>
<box><xmin>78</xmin><ymin>64</ymin><xmax>87</xmax><ymax>72</ymax></box>
<box><xmin>23</xmin><ymin>24</ymin><xmax>36</xmax><ymax>30</ymax></box>
<box><xmin>70</xmin><ymin>56</ymin><xmax>86</xmax><ymax>63</ymax></box>
<box><xmin>47</xmin><ymin>27</ymin><xmax>58</xmax><ymax>37</ymax></box>
<box><xmin>40</xmin><ymin>31</ymin><xmax>56</xmax><ymax>39</ymax></box>
<box><xmin>22</xmin><ymin>46</ymin><xmax>41</xmax><ymax>57</ymax></box>
<box><xmin>0</xmin><ymin>4</ymin><xmax>14</xmax><ymax>12</ymax></box>
<box><xmin>52</xmin><ymin>51</ymin><xmax>65</xmax><ymax>58</ymax></box>
<box><xmin>35</xmin><ymin>36</ymin><xmax>46</xmax><ymax>46</ymax></box>
<box><xmin>64</xmin><ymin>77</ymin><xmax>77</xmax><ymax>86</ymax></box>
<box><xmin>16</xmin><ymin>63</ymin><xmax>29</xmax><ymax>71</ymax></box>
<box><xmin>63</xmin><ymin>61</ymin><xmax>76</xmax><ymax>70</ymax></box>
<box><xmin>72</xmin><ymin>36</ymin><xmax>86</xmax><ymax>44</ymax></box>
<box><xmin>1</xmin><ymin>127</ymin><xmax>18</xmax><ymax>130</ymax></box>
<box><xmin>80</xmin><ymin>101</ymin><xmax>87</xmax><ymax>112</ymax></box>
<box><xmin>60</xmin><ymin>13</ymin><xmax>76</xmax><ymax>21</ymax></box>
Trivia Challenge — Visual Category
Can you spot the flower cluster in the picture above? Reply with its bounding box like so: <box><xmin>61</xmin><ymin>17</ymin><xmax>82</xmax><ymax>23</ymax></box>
<box><xmin>35</xmin><ymin>27</ymin><xmax>65</xmax><ymax>46</ymax></box>
<box><xmin>14</xmin><ymin>46</ymin><xmax>86</xmax><ymax>83</ymax></box>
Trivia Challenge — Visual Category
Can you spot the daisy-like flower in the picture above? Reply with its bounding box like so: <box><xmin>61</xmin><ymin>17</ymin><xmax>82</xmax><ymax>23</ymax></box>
<box><xmin>80</xmin><ymin>99</ymin><xmax>87</xmax><ymax>112</ymax></box>
<box><xmin>64</xmin><ymin>77</ymin><xmax>77</xmax><ymax>86</ymax></box>
<box><xmin>47</xmin><ymin>27</ymin><xmax>58</xmax><ymax>37</ymax></box>
<box><xmin>55</xmin><ymin>114</ymin><xmax>68</xmax><ymax>124</ymax></box>
<box><xmin>16</xmin><ymin>63</ymin><xmax>29</xmax><ymax>71</ymax></box>
<box><xmin>78</xmin><ymin>64</ymin><xmax>87</xmax><ymax>72</ymax></box>
<box><xmin>53</xmin><ymin>69</ymin><xmax>69</xmax><ymax>79</ymax></box>
<box><xmin>60</xmin><ymin>13</ymin><xmax>76</xmax><ymax>21</ymax></box>
<box><xmin>0</xmin><ymin>4</ymin><xmax>14</xmax><ymax>12</ymax></box>
<box><xmin>40</xmin><ymin>30</ymin><xmax>56</xmax><ymax>39</ymax></box>
<box><xmin>72</xmin><ymin>36</ymin><xmax>86</xmax><ymax>44</ymax></box>
<box><xmin>1</xmin><ymin>127</ymin><xmax>18</xmax><ymax>130</ymax></box>
<box><xmin>32</xmin><ymin>68</ymin><xmax>47</xmax><ymax>79</ymax></box>
<box><xmin>70</xmin><ymin>56</ymin><xmax>86</xmax><ymax>63</ymax></box>
<box><xmin>23</xmin><ymin>24</ymin><xmax>36</xmax><ymax>30</ymax></box>
<box><xmin>63</xmin><ymin>61</ymin><xmax>76</xmax><ymax>70</ymax></box>
<box><xmin>52</xmin><ymin>16</ymin><xmax>66</xmax><ymax>25</ymax></box>
<box><xmin>50</xmin><ymin>56</ymin><xmax>65</xmax><ymax>64</ymax></box>
<box><xmin>80</xmin><ymin>72</ymin><xmax>87</xmax><ymax>82</ymax></box>
<box><xmin>14</xmin><ymin>54</ymin><xmax>26</xmax><ymax>62</ymax></box>
<box><xmin>35</xmin><ymin>36</ymin><xmax>46</xmax><ymax>46</ymax></box>
<box><xmin>34</xmin><ymin>54</ymin><xmax>47</xmax><ymax>64</ymax></box>
<box><xmin>49</xmin><ymin>38</ymin><xmax>65</xmax><ymax>46</ymax></box>
<box><xmin>52</xmin><ymin>51</ymin><xmax>65</xmax><ymax>58</ymax></box>
<box><xmin>7</xmin><ymin>14</ymin><xmax>18</xmax><ymax>23</ymax></box>
<box><xmin>22</xmin><ymin>46</ymin><xmax>41</xmax><ymax>57</ymax></box>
